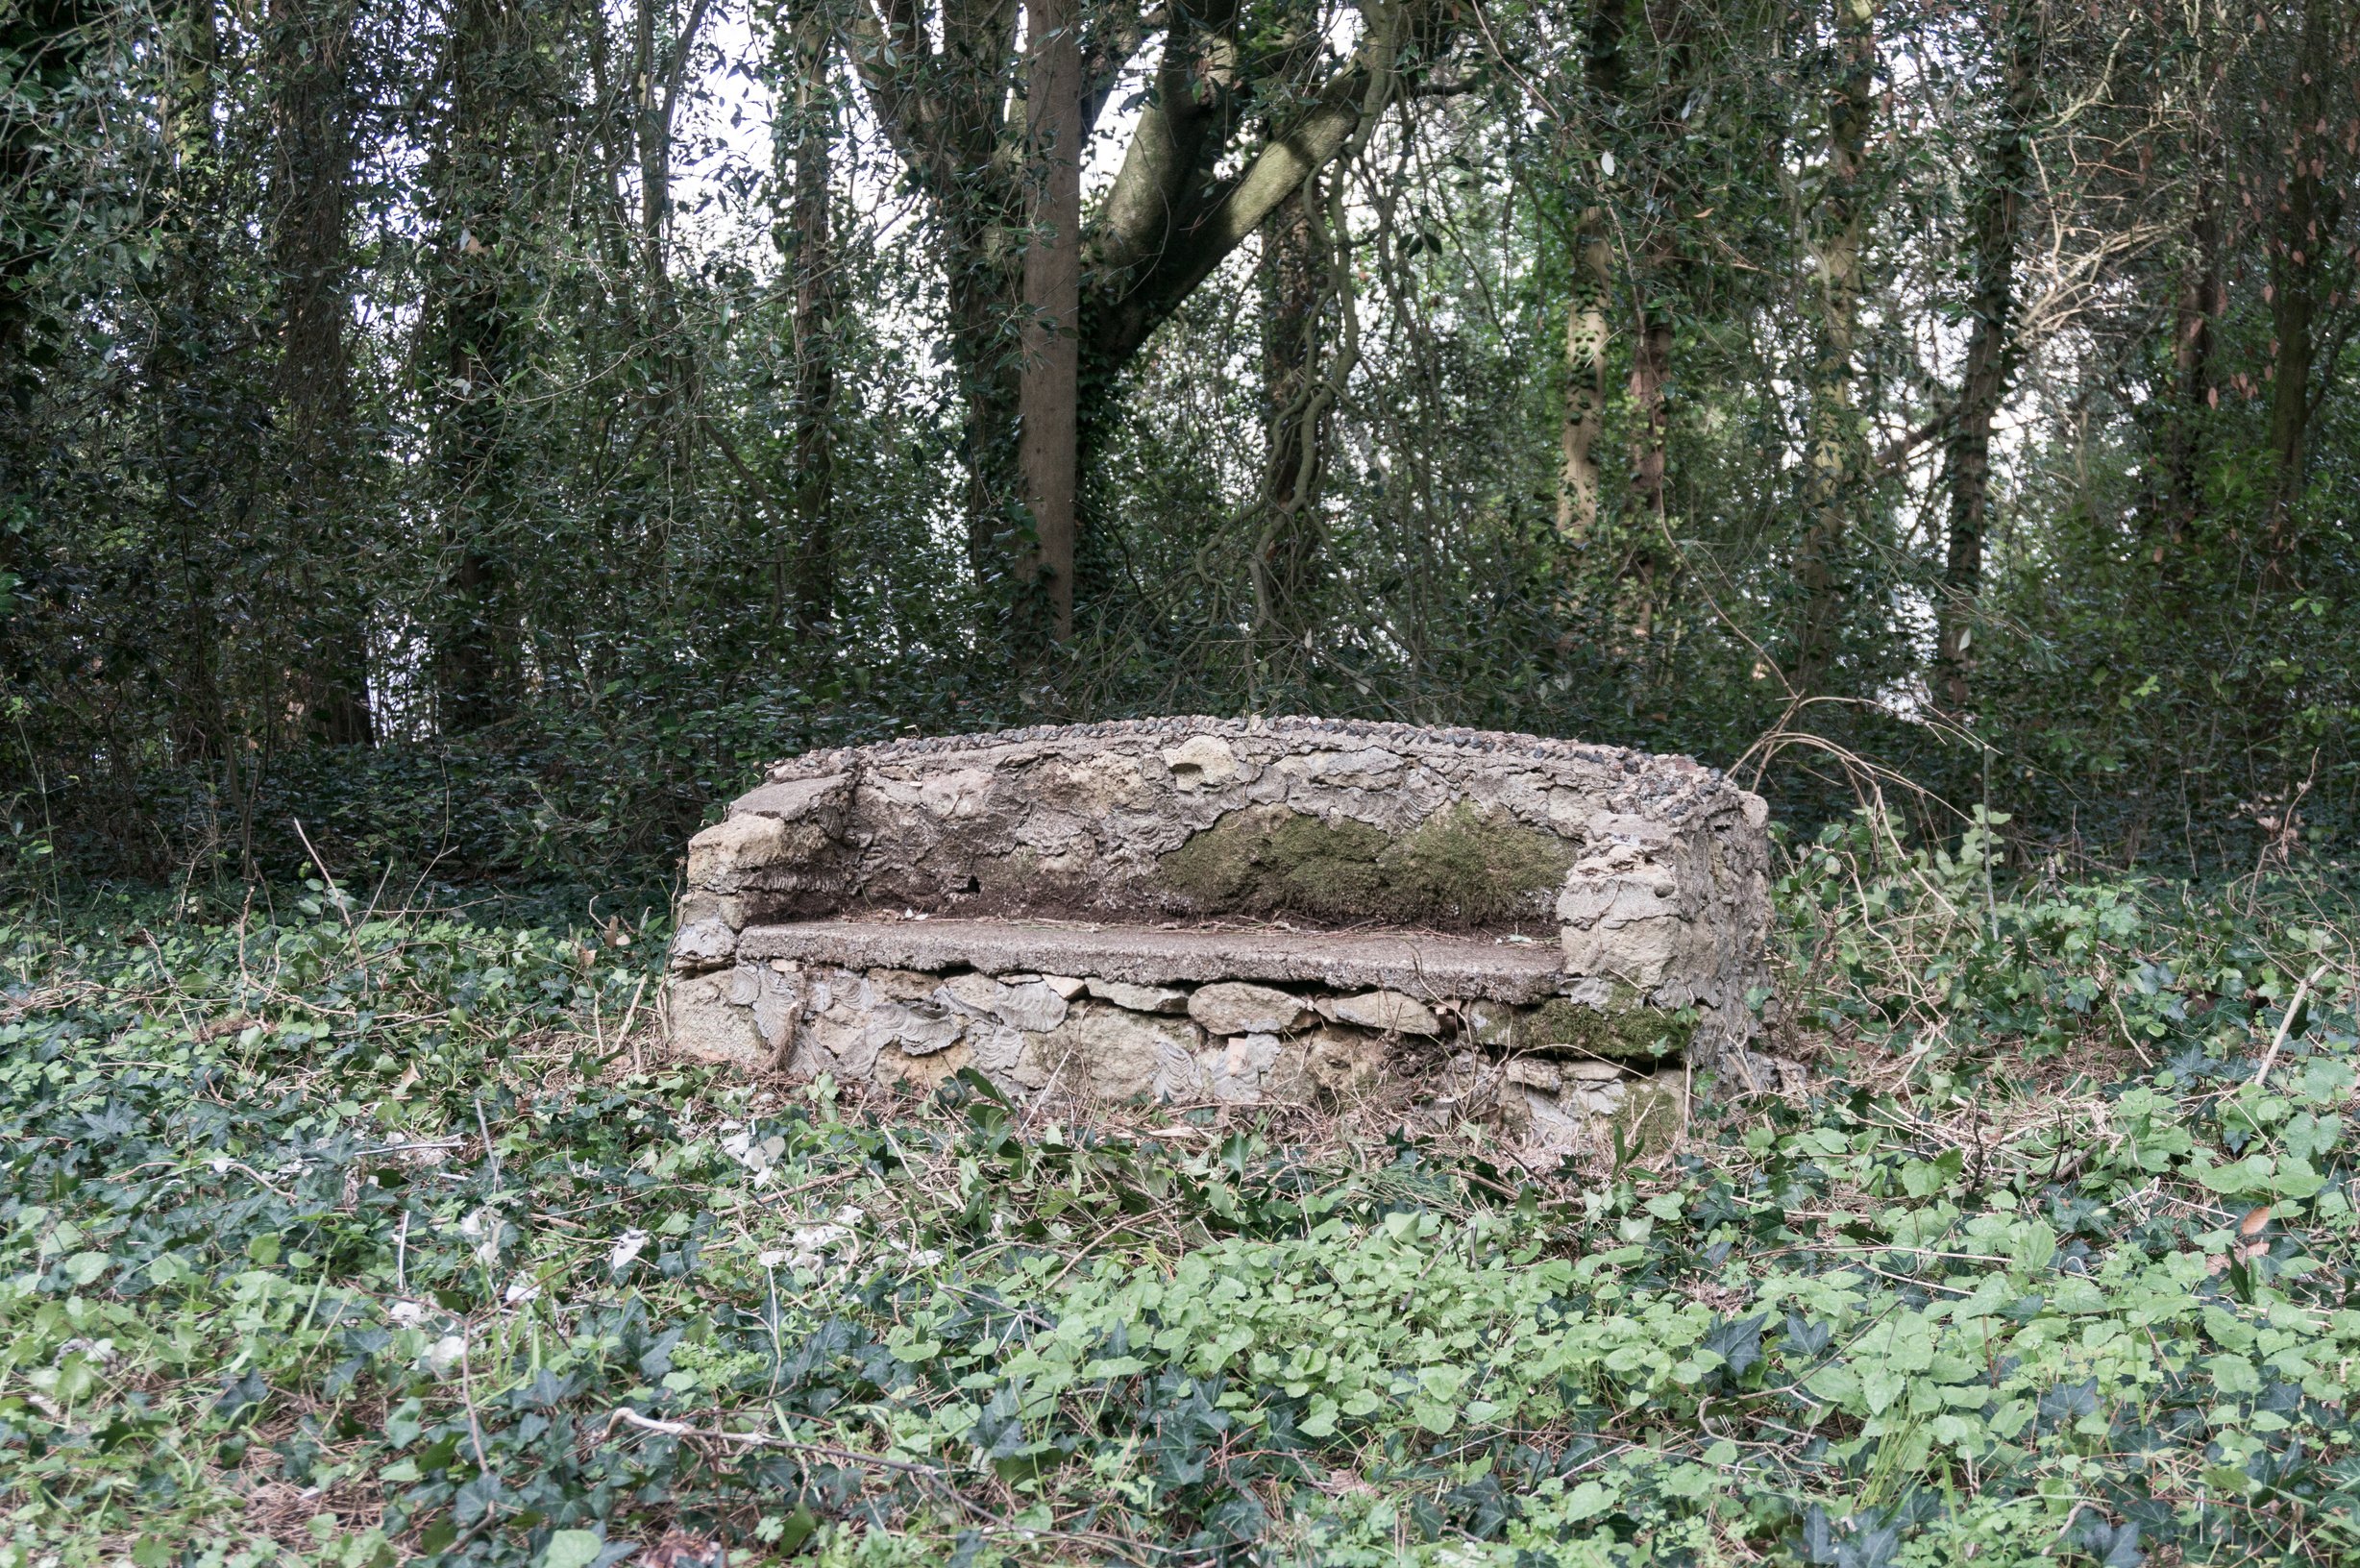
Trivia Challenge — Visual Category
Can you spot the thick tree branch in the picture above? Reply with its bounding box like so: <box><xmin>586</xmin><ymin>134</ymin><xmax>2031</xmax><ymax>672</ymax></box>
<box><xmin>1086</xmin><ymin>53</ymin><xmax>1379</xmax><ymax>371</ymax></box>
<box><xmin>844</xmin><ymin>3</ymin><xmax>946</xmax><ymax>186</ymax></box>
<box><xmin>1088</xmin><ymin>0</ymin><xmax>1244</xmax><ymax>284</ymax></box>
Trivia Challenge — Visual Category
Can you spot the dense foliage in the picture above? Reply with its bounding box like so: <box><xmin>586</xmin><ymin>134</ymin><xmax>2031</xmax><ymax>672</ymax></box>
<box><xmin>3</xmin><ymin>836</ymin><xmax>2357</xmax><ymax>1564</ymax></box>
<box><xmin>2</xmin><ymin>0</ymin><xmax>2355</xmax><ymax>885</ymax></box>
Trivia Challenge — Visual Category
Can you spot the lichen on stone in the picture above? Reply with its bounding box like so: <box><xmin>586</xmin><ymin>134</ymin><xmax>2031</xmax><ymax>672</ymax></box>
<box><xmin>1158</xmin><ymin>801</ymin><xmax>1572</xmax><ymax>929</ymax></box>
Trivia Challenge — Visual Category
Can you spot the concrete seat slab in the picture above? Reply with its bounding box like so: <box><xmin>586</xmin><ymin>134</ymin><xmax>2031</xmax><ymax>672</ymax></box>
<box><xmin>735</xmin><ymin>918</ymin><xmax>1572</xmax><ymax>1003</ymax></box>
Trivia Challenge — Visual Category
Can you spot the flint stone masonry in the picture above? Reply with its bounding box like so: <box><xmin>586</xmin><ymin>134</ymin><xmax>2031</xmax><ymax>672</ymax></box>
<box><xmin>666</xmin><ymin>716</ymin><xmax>1774</xmax><ymax>1148</ymax></box>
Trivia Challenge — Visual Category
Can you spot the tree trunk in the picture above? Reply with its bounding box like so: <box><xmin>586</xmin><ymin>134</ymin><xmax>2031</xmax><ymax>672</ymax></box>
<box><xmin>2263</xmin><ymin>0</ymin><xmax>2330</xmax><ymax>543</ymax></box>
<box><xmin>848</xmin><ymin>0</ymin><xmax>1027</xmax><ymax>592</ymax></box>
<box><xmin>0</xmin><ymin>0</ymin><xmax>103</xmax><ymax>706</ymax></box>
<box><xmin>1016</xmin><ymin>0</ymin><xmax>1081</xmax><ymax>643</ymax></box>
<box><xmin>160</xmin><ymin>0</ymin><xmax>228</xmax><ymax>762</ymax></box>
<box><xmin>2162</xmin><ymin>153</ymin><xmax>2220</xmax><ymax>544</ymax></box>
<box><xmin>269</xmin><ymin>0</ymin><xmax>373</xmax><ymax>746</ymax></box>
<box><xmin>431</xmin><ymin>0</ymin><xmax>528</xmax><ymax>734</ymax></box>
<box><xmin>633</xmin><ymin>0</ymin><xmax>707</xmax><ymax>430</ymax></box>
<box><xmin>848</xmin><ymin>0</ymin><xmax>1427</xmax><ymax>607</ymax></box>
<box><xmin>781</xmin><ymin>2</ymin><xmax>837</xmax><ymax>631</ymax></box>
<box><xmin>1255</xmin><ymin>182</ymin><xmax>1327</xmax><ymax>661</ymax></box>
<box><xmin>1622</xmin><ymin>0</ymin><xmax>1690</xmax><ymax>535</ymax></box>
<box><xmin>1556</xmin><ymin>212</ymin><xmax>1610</xmax><ymax>540</ymax></box>
<box><xmin>1792</xmin><ymin>0</ymin><xmax>1877</xmax><ymax>692</ymax></box>
<box><xmin>1622</xmin><ymin>301</ymin><xmax>1671</xmax><ymax>640</ymax></box>
<box><xmin>1625</xmin><ymin>307</ymin><xmax>1672</xmax><ymax>519</ymax></box>
<box><xmin>2157</xmin><ymin>0</ymin><xmax>2225</xmax><ymax>557</ymax></box>
<box><xmin>1932</xmin><ymin>0</ymin><xmax>2035</xmax><ymax>718</ymax></box>
<box><xmin>1556</xmin><ymin>0</ymin><xmax>1623</xmax><ymax>543</ymax></box>
<box><xmin>944</xmin><ymin>257</ymin><xmax>1023</xmax><ymax>587</ymax></box>
<box><xmin>0</xmin><ymin>0</ymin><xmax>100</xmax><ymax>404</ymax></box>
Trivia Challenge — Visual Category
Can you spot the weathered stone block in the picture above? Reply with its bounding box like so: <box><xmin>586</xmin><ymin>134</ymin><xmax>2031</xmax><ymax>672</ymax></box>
<box><xmin>1319</xmin><ymin>990</ymin><xmax>1442</xmax><ymax>1037</ymax></box>
<box><xmin>1029</xmin><ymin>1003</ymin><xmax>1205</xmax><ymax>1101</ymax></box>
<box><xmin>668</xmin><ymin>969</ymin><xmax>767</xmax><ymax>1070</ymax></box>
<box><xmin>1189</xmin><ymin>981</ymin><xmax>1315</xmax><ymax>1037</ymax></box>
<box><xmin>685</xmin><ymin>816</ymin><xmax>795</xmax><ymax>890</ymax></box>
<box><xmin>1086</xmin><ymin>977</ymin><xmax>1190</xmax><ymax>1014</ymax></box>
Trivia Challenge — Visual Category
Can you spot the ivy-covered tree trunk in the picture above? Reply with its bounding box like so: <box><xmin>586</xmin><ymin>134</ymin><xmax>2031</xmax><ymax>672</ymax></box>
<box><xmin>1621</xmin><ymin>1</ymin><xmax>1688</xmax><ymax>532</ymax></box>
<box><xmin>267</xmin><ymin>0</ymin><xmax>373</xmax><ymax>747</ymax></box>
<box><xmin>632</xmin><ymin>0</ymin><xmax>712</xmax><ymax>484</ymax></box>
<box><xmin>1254</xmin><ymin>182</ymin><xmax>1328</xmax><ymax>668</ymax></box>
<box><xmin>429</xmin><ymin>0</ymin><xmax>530</xmax><ymax>733</ymax></box>
<box><xmin>2162</xmin><ymin>147</ymin><xmax>2221</xmax><ymax>548</ymax></box>
<box><xmin>1932</xmin><ymin>0</ymin><xmax>2035</xmax><ymax>718</ymax></box>
<box><xmin>851</xmin><ymin>0</ymin><xmax>1429</xmax><ymax>626</ymax></box>
<box><xmin>1555</xmin><ymin>0</ymin><xmax>1622</xmax><ymax>545</ymax></box>
<box><xmin>946</xmin><ymin>244</ymin><xmax>1023</xmax><ymax>592</ymax></box>
<box><xmin>157</xmin><ymin>0</ymin><xmax>231</xmax><ymax>763</ymax></box>
<box><xmin>1556</xmin><ymin>213</ymin><xmax>1610</xmax><ymax>542</ymax></box>
<box><xmin>1617</xmin><ymin>1</ymin><xmax>1696</xmax><ymax>642</ymax></box>
<box><xmin>0</xmin><ymin>0</ymin><xmax>100</xmax><ymax>404</ymax></box>
<box><xmin>1015</xmin><ymin>0</ymin><xmax>1081</xmax><ymax>644</ymax></box>
<box><xmin>778</xmin><ymin>0</ymin><xmax>837</xmax><ymax>632</ymax></box>
<box><xmin>1792</xmin><ymin>0</ymin><xmax>1877</xmax><ymax>692</ymax></box>
<box><xmin>0</xmin><ymin>0</ymin><xmax>105</xmax><ymax>712</ymax></box>
<box><xmin>2263</xmin><ymin>0</ymin><xmax>2334</xmax><ymax>539</ymax></box>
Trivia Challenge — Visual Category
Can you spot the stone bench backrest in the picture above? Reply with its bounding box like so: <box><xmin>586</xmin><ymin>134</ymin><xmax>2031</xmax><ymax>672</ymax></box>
<box><xmin>675</xmin><ymin>718</ymin><xmax>1769</xmax><ymax>1031</ymax></box>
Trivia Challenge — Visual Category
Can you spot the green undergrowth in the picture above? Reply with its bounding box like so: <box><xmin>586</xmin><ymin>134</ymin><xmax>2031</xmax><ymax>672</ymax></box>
<box><xmin>0</xmin><ymin>821</ymin><xmax>2357</xmax><ymax>1567</ymax></box>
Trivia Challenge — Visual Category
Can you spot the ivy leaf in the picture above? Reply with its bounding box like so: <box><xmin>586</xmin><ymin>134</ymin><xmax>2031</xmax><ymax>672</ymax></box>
<box><xmin>211</xmin><ymin>1369</ymin><xmax>267</xmax><ymax>1421</ymax></box>
<box><xmin>2038</xmin><ymin>1378</ymin><xmax>2100</xmax><ymax>1429</ymax></box>
<box><xmin>1797</xmin><ymin>1504</ymin><xmax>1840</xmax><ymax>1565</ymax></box>
<box><xmin>1703</xmin><ymin>1312</ymin><xmax>1767</xmax><ymax>1380</ymax></box>
<box><xmin>1783</xmin><ymin>1313</ymin><xmax>1832</xmax><ymax>1359</ymax></box>
<box><xmin>1837</xmin><ymin>1519</ymin><xmax>1903</xmax><ymax>1568</ymax></box>
<box><xmin>543</xmin><ymin>1531</ymin><xmax>605</xmax><ymax>1568</ymax></box>
<box><xmin>454</xmin><ymin>1469</ymin><xmax>502</xmax><ymax>1525</ymax></box>
<box><xmin>2078</xmin><ymin>1517</ymin><xmax>2145</xmax><ymax>1568</ymax></box>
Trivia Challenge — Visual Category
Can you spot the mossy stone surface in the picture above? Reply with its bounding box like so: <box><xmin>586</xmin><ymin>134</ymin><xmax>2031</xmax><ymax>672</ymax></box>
<box><xmin>1159</xmin><ymin>802</ymin><xmax>1571</xmax><ymax>929</ymax></box>
<box><xmin>1160</xmin><ymin>807</ymin><xmax>1389</xmax><ymax>919</ymax></box>
<box><xmin>1521</xmin><ymin>997</ymin><xmax>1694</xmax><ymax>1060</ymax></box>
<box><xmin>1610</xmin><ymin>1078</ymin><xmax>1684</xmax><ymax>1158</ymax></box>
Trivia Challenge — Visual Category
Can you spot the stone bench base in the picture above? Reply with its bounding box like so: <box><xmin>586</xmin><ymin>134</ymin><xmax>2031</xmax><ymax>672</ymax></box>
<box><xmin>668</xmin><ymin>918</ymin><xmax>1696</xmax><ymax>1152</ymax></box>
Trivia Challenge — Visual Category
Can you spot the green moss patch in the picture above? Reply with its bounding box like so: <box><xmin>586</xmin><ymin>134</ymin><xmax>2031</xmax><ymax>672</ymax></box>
<box><xmin>1610</xmin><ymin>1078</ymin><xmax>1684</xmax><ymax>1158</ymax></box>
<box><xmin>1159</xmin><ymin>802</ymin><xmax>1572</xmax><ymax>928</ymax></box>
<box><xmin>1522</xmin><ymin>997</ymin><xmax>1694</xmax><ymax>1060</ymax></box>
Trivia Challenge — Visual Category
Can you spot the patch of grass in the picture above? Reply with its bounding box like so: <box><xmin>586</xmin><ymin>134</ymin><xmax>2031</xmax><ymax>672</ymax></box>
<box><xmin>0</xmin><ymin>827</ymin><xmax>2357</xmax><ymax>1566</ymax></box>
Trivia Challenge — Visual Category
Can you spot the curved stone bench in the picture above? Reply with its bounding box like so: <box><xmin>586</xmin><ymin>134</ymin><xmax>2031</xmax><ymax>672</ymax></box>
<box><xmin>665</xmin><ymin>717</ymin><xmax>1772</xmax><ymax>1148</ymax></box>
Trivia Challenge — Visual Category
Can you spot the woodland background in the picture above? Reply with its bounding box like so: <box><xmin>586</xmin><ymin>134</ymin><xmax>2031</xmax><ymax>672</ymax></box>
<box><xmin>2</xmin><ymin>0</ymin><xmax>2355</xmax><ymax>891</ymax></box>
<box><xmin>6</xmin><ymin>6</ymin><xmax>2360</xmax><ymax>1560</ymax></box>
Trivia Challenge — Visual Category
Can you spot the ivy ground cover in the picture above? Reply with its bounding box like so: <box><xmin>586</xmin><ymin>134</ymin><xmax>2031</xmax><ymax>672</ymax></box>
<box><xmin>2</xmin><ymin>827</ymin><xmax>2357</xmax><ymax>1565</ymax></box>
